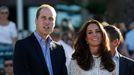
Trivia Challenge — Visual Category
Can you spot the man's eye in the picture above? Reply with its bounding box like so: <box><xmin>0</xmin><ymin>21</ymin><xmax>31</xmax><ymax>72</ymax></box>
<box><xmin>49</xmin><ymin>17</ymin><xmax>54</xmax><ymax>21</ymax></box>
<box><xmin>41</xmin><ymin>16</ymin><xmax>46</xmax><ymax>20</ymax></box>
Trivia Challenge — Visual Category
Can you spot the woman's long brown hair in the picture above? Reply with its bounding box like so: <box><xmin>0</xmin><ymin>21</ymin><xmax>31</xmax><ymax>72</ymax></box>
<box><xmin>72</xmin><ymin>20</ymin><xmax>115</xmax><ymax>72</ymax></box>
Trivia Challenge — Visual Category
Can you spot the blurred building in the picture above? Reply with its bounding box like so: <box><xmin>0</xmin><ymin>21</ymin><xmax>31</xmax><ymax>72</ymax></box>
<box><xmin>1</xmin><ymin>0</ymin><xmax>134</xmax><ymax>31</ymax></box>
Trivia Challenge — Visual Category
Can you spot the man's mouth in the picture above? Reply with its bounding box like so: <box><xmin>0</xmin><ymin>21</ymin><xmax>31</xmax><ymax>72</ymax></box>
<box><xmin>43</xmin><ymin>27</ymin><xmax>49</xmax><ymax>29</ymax></box>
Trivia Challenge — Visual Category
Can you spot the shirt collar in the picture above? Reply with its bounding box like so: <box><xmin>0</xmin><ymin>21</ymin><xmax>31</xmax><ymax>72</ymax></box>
<box><xmin>34</xmin><ymin>31</ymin><xmax>52</xmax><ymax>44</ymax></box>
<box><xmin>113</xmin><ymin>49</ymin><xmax>120</xmax><ymax>60</ymax></box>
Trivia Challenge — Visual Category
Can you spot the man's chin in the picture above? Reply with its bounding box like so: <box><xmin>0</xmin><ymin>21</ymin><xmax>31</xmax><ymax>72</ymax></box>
<box><xmin>44</xmin><ymin>31</ymin><xmax>52</xmax><ymax>35</ymax></box>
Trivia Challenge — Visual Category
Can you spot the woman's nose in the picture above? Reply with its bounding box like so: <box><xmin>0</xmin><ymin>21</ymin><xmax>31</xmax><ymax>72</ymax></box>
<box><xmin>93</xmin><ymin>32</ymin><xmax>97</xmax><ymax>36</ymax></box>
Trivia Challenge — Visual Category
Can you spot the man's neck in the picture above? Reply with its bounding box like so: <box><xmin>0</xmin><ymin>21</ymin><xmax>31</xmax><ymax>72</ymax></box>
<box><xmin>111</xmin><ymin>48</ymin><xmax>117</xmax><ymax>57</ymax></box>
<box><xmin>42</xmin><ymin>35</ymin><xmax>49</xmax><ymax>40</ymax></box>
<box><xmin>35</xmin><ymin>30</ymin><xmax>50</xmax><ymax>41</ymax></box>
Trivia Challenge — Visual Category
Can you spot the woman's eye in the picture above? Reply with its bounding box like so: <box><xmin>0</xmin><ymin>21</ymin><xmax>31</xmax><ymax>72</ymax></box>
<box><xmin>96</xmin><ymin>30</ymin><xmax>101</xmax><ymax>33</ymax></box>
<box><xmin>87</xmin><ymin>32</ymin><xmax>92</xmax><ymax>34</ymax></box>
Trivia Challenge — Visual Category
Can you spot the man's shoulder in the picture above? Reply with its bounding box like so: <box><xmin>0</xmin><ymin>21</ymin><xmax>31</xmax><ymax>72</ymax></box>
<box><xmin>16</xmin><ymin>33</ymin><xmax>34</xmax><ymax>44</ymax></box>
<box><xmin>120</xmin><ymin>55</ymin><xmax>134</xmax><ymax>64</ymax></box>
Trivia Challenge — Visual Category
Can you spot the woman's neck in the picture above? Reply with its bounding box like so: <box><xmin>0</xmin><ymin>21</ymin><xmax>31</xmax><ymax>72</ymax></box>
<box><xmin>0</xmin><ymin>19</ymin><xmax>9</xmax><ymax>25</ymax></box>
<box><xmin>90</xmin><ymin>46</ymin><xmax>100</xmax><ymax>56</ymax></box>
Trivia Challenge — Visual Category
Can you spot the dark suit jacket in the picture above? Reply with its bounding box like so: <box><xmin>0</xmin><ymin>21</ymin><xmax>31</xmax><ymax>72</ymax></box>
<box><xmin>13</xmin><ymin>33</ymin><xmax>67</xmax><ymax>75</ymax></box>
<box><xmin>119</xmin><ymin>54</ymin><xmax>134</xmax><ymax>75</ymax></box>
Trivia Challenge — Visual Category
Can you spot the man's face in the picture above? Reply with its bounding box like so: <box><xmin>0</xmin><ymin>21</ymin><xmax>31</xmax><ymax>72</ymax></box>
<box><xmin>35</xmin><ymin>7</ymin><xmax>56</xmax><ymax>37</ymax></box>
<box><xmin>4</xmin><ymin>60</ymin><xmax>13</xmax><ymax>74</ymax></box>
<box><xmin>107</xmin><ymin>33</ymin><xmax>119</xmax><ymax>51</ymax></box>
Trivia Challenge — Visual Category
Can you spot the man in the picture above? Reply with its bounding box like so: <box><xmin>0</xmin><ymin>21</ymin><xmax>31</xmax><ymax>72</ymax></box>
<box><xmin>3</xmin><ymin>57</ymin><xmax>13</xmax><ymax>75</ymax></box>
<box><xmin>51</xmin><ymin>28</ymin><xmax>73</xmax><ymax>70</ymax></box>
<box><xmin>104</xmin><ymin>25</ymin><xmax>134</xmax><ymax>75</ymax></box>
<box><xmin>13</xmin><ymin>4</ymin><xmax>67</xmax><ymax>75</ymax></box>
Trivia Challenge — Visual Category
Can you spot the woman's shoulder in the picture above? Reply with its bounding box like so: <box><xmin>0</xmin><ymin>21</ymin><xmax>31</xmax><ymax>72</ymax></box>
<box><xmin>9</xmin><ymin>21</ymin><xmax>16</xmax><ymax>25</ymax></box>
<box><xmin>69</xmin><ymin>59</ymin><xmax>79</xmax><ymax>68</ymax></box>
<box><xmin>8</xmin><ymin>21</ymin><xmax>16</xmax><ymax>28</ymax></box>
<box><xmin>68</xmin><ymin>60</ymin><xmax>86</xmax><ymax>75</ymax></box>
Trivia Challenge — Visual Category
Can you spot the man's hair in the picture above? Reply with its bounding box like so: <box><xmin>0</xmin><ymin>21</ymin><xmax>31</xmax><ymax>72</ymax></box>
<box><xmin>3</xmin><ymin>56</ymin><xmax>13</xmax><ymax>63</ymax></box>
<box><xmin>104</xmin><ymin>25</ymin><xmax>124</xmax><ymax>44</ymax></box>
<box><xmin>36</xmin><ymin>4</ymin><xmax>56</xmax><ymax>19</ymax></box>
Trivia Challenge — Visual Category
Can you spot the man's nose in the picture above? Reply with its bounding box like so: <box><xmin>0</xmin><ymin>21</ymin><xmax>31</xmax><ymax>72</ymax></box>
<box><xmin>44</xmin><ymin>19</ymin><xmax>50</xmax><ymax>24</ymax></box>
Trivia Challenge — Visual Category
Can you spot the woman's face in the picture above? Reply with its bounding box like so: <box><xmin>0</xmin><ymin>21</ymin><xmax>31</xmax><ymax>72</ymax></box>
<box><xmin>85</xmin><ymin>23</ymin><xmax>102</xmax><ymax>54</ymax></box>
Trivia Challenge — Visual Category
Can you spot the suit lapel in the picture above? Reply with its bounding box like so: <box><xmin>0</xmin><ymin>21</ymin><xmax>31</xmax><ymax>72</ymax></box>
<box><xmin>119</xmin><ymin>56</ymin><xmax>124</xmax><ymax>75</ymax></box>
<box><xmin>50</xmin><ymin>41</ymin><xmax>57</xmax><ymax>75</ymax></box>
<box><xmin>119</xmin><ymin>55</ymin><xmax>128</xmax><ymax>75</ymax></box>
<box><xmin>30</xmin><ymin>33</ymin><xmax>49</xmax><ymax>74</ymax></box>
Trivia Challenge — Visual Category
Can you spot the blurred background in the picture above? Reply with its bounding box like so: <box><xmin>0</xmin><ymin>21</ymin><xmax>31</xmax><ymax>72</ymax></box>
<box><xmin>1</xmin><ymin>0</ymin><xmax>134</xmax><ymax>32</ymax></box>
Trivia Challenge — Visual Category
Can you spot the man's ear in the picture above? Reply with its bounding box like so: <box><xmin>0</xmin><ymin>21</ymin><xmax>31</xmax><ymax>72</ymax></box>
<box><xmin>112</xmin><ymin>39</ymin><xmax>120</xmax><ymax>47</ymax></box>
<box><xmin>35</xmin><ymin>18</ymin><xmax>38</xmax><ymax>26</ymax></box>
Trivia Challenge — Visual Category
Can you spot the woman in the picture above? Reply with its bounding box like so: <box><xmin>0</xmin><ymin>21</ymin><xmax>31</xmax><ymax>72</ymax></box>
<box><xmin>68</xmin><ymin>20</ymin><xmax>115</xmax><ymax>75</ymax></box>
<box><xmin>0</xmin><ymin>6</ymin><xmax>17</xmax><ymax>69</ymax></box>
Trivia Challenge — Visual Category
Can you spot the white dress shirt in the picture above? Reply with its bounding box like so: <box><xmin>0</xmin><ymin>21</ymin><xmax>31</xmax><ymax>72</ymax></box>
<box><xmin>113</xmin><ymin>50</ymin><xmax>120</xmax><ymax>75</ymax></box>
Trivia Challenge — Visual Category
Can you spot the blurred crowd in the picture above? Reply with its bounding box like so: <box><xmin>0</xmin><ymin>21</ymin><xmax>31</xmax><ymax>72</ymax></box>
<box><xmin>0</xmin><ymin>5</ymin><xmax>134</xmax><ymax>75</ymax></box>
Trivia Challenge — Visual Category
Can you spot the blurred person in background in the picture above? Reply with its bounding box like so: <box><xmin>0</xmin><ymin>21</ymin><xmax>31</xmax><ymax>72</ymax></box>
<box><xmin>114</xmin><ymin>23</ymin><xmax>129</xmax><ymax>57</ymax></box>
<box><xmin>117</xmin><ymin>41</ymin><xmax>130</xmax><ymax>57</ymax></box>
<box><xmin>3</xmin><ymin>56</ymin><xmax>13</xmax><ymax>75</ymax></box>
<box><xmin>0</xmin><ymin>6</ymin><xmax>17</xmax><ymax>69</ymax></box>
<box><xmin>104</xmin><ymin>25</ymin><xmax>134</xmax><ymax>75</ymax></box>
<box><xmin>125</xmin><ymin>21</ymin><xmax>134</xmax><ymax>59</ymax></box>
<box><xmin>51</xmin><ymin>28</ymin><xmax>74</xmax><ymax>70</ymax></box>
<box><xmin>0</xmin><ymin>69</ymin><xmax>3</xmax><ymax>75</ymax></box>
<box><xmin>115</xmin><ymin>22</ymin><xmax>127</xmax><ymax>38</ymax></box>
<box><xmin>13</xmin><ymin>4</ymin><xmax>67</xmax><ymax>75</ymax></box>
<box><xmin>60</xmin><ymin>18</ymin><xmax>75</xmax><ymax>46</ymax></box>
<box><xmin>60</xmin><ymin>18</ymin><xmax>74</xmax><ymax>33</ymax></box>
<box><xmin>68</xmin><ymin>20</ymin><xmax>115</xmax><ymax>75</ymax></box>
